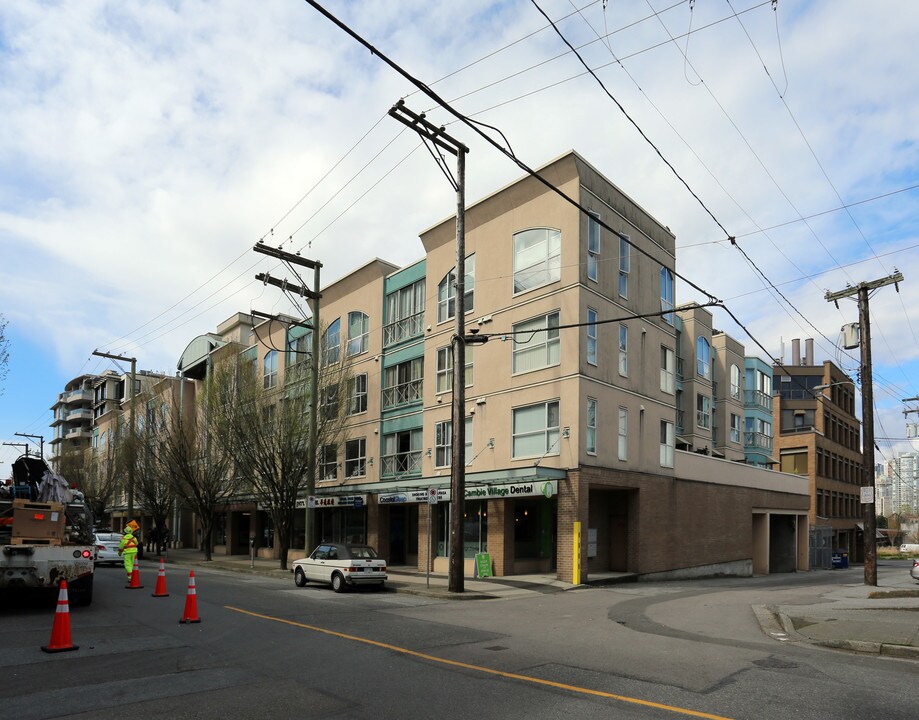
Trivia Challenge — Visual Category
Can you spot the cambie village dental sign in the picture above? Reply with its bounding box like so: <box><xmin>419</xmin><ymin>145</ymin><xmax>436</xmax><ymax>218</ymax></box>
<box><xmin>376</xmin><ymin>480</ymin><xmax>556</xmax><ymax>505</ymax></box>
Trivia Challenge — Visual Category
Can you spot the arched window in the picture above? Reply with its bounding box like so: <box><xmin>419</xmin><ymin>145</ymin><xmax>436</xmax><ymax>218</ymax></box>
<box><xmin>696</xmin><ymin>337</ymin><xmax>711</xmax><ymax>380</ymax></box>
<box><xmin>437</xmin><ymin>254</ymin><xmax>475</xmax><ymax>322</ymax></box>
<box><xmin>263</xmin><ymin>350</ymin><xmax>278</xmax><ymax>389</ymax></box>
<box><xmin>347</xmin><ymin>312</ymin><xmax>370</xmax><ymax>357</ymax></box>
<box><xmin>730</xmin><ymin>364</ymin><xmax>741</xmax><ymax>399</ymax></box>
<box><xmin>322</xmin><ymin>318</ymin><xmax>341</xmax><ymax>365</ymax></box>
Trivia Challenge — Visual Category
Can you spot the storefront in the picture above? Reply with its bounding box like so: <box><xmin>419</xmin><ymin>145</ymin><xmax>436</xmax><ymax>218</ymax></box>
<box><xmin>302</xmin><ymin>494</ymin><xmax>369</xmax><ymax>546</ymax></box>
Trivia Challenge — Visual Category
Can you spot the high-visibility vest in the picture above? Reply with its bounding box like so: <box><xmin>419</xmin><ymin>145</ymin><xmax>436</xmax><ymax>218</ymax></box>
<box><xmin>120</xmin><ymin>533</ymin><xmax>138</xmax><ymax>553</ymax></box>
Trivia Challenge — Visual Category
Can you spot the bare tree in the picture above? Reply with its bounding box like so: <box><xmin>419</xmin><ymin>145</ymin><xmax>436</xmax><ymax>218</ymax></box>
<box><xmin>209</xmin><ymin>331</ymin><xmax>352</xmax><ymax>570</ymax></box>
<box><xmin>81</xmin><ymin>430</ymin><xmax>123</xmax><ymax>526</ymax></box>
<box><xmin>131</xmin><ymin>409</ymin><xmax>176</xmax><ymax>549</ymax></box>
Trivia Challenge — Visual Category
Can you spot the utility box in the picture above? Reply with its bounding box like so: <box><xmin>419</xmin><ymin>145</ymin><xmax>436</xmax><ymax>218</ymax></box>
<box><xmin>842</xmin><ymin>323</ymin><xmax>860</xmax><ymax>350</ymax></box>
<box><xmin>11</xmin><ymin>499</ymin><xmax>67</xmax><ymax>541</ymax></box>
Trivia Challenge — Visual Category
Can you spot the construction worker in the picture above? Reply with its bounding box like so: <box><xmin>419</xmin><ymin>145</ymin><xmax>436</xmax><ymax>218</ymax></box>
<box><xmin>118</xmin><ymin>524</ymin><xmax>139</xmax><ymax>581</ymax></box>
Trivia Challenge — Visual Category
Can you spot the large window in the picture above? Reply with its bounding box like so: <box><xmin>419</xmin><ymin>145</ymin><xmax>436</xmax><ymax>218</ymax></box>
<box><xmin>286</xmin><ymin>325</ymin><xmax>311</xmax><ymax>369</ymax></box>
<box><xmin>435</xmin><ymin>345</ymin><xmax>473</xmax><ymax>393</ymax></box>
<box><xmin>587</xmin><ymin>213</ymin><xmax>600</xmax><ymax>282</ymax></box>
<box><xmin>382</xmin><ymin>358</ymin><xmax>423</xmax><ymax>409</ymax></box>
<box><xmin>660</xmin><ymin>346</ymin><xmax>675</xmax><ymax>394</ymax></box>
<box><xmin>263</xmin><ymin>350</ymin><xmax>278</xmax><ymax>389</ymax></box>
<box><xmin>437</xmin><ymin>254</ymin><xmax>475</xmax><ymax>322</ymax></box>
<box><xmin>660</xmin><ymin>267</ymin><xmax>674</xmax><ymax>324</ymax></box>
<box><xmin>586</xmin><ymin>398</ymin><xmax>597</xmax><ymax>455</ymax></box>
<box><xmin>618</xmin><ymin>324</ymin><xmax>628</xmax><ymax>376</ymax></box>
<box><xmin>730</xmin><ymin>364</ymin><xmax>741</xmax><ymax>400</ymax></box>
<box><xmin>696</xmin><ymin>337</ymin><xmax>711</xmax><ymax>380</ymax></box>
<box><xmin>319</xmin><ymin>445</ymin><xmax>338</xmax><ymax>480</ymax></box>
<box><xmin>322</xmin><ymin>318</ymin><xmax>341</xmax><ymax>365</ymax></box>
<box><xmin>586</xmin><ymin>308</ymin><xmax>598</xmax><ymax>365</ymax></box>
<box><xmin>730</xmin><ymin>414</ymin><xmax>741</xmax><ymax>444</ymax></box>
<box><xmin>780</xmin><ymin>451</ymin><xmax>808</xmax><ymax>475</ymax></box>
<box><xmin>512</xmin><ymin>400</ymin><xmax>560</xmax><ymax>458</ymax></box>
<box><xmin>618</xmin><ymin>406</ymin><xmax>628</xmax><ymax>461</ymax></box>
<box><xmin>347</xmin><ymin>312</ymin><xmax>369</xmax><ymax>357</ymax></box>
<box><xmin>618</xmin><ymin>235</ymin><xmax>630</xmax><ymax>298</ymax></box>
<box><xmin>344</xmin><ymin>438</ymin><xmax>366</xmax><ymax>478</ymax></box>
<box><xmin>513</xmin><ymin>228</ymin><xmax>561</xmax><ymax>294</ymax></box>
<box><xmin>384</xmin><ymin>279</ymin><xmax>425</xmax><ymax>346</ymax></box>
<box><xmin>697</xmin><ymin>394</ymin><xmax>711</xmax><ymax>430</ymax></box>
<box><xmin>349</xmin><ymin>373</ymin><xmax>368</xmax><ymax>415</ymax></box>
<box><xmin>660</xmin><ymin>420</ymin><xmax>674</xmax><ymax>467</ymax></box>
<box><xmin>434</xmin><ymin>417</ymin><xmax>473</xmax><ymax>467</ymax></box>
<box><xmin>512</xmin><ymin>312</ymin><xmax>560</xmax><ymax>373</ymax></box>
<box><xmin>382</xmin><ymin>428</ymin><xmax>422</xmax><ymax>477</ymax></box>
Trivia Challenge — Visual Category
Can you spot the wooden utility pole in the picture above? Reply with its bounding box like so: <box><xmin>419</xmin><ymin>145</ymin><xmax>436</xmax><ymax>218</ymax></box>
<box><xmin>253</xmin><ymin>244</ymin><xmax>321</xmax><ymax>551</ymax></box>
<box><xmin>825</xmin><ymin>270</ymin><xmax>903</xmax><ymax>586</ymax></box>
<box><xmin>389</xmin><ymin>101</ymin><xmax>469</xmax><ymax>592</ymax></box>
<box><xmin>92</xmin><ymin>350</ymin><xmax>137</xmax><ymax>521</ymax></box>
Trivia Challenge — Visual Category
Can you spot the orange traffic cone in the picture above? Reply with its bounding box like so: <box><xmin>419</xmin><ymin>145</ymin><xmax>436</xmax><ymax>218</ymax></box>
<box><xmin>152</xmin><ymin>558</ymin><xmax>169</xmax><ymax>597</ymax></box>
<box><xmin>42</xmin><ymin>580</ymin><xmax>79</xmax><ymax>653</ymax></box>
<box><xmin>126</xmin><ymin>560</ymin><xmax>143</xmax><ymax>589</ymax></box>
<box><xmin>179</xmin><ymin>570</ymin><xmax>201</xmax><ymax>624</ymax></box>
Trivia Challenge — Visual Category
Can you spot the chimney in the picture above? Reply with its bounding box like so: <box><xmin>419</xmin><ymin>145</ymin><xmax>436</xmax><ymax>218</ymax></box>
<box><xmin>791</xmin><ymin>338</ymin><xmax>801</xmax><ymax>366</ymax></box>
<box><xmin>804</xmin><ymin>338</ymin><xmax>814</xmax><ymax>366</ymax></box>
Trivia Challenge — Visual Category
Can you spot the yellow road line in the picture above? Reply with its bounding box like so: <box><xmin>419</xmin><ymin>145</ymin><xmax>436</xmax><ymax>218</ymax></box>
<box><xmin>225</xmin><ymin>605</ymin><xmax>735</xmax><ymax>720</ymax></box>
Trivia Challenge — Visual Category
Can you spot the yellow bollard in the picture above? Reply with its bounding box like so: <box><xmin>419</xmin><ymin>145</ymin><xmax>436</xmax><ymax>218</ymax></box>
<box><xmin>573</xmin><ymin>521</ymin><xmax>581</xmax><ymax>585</ymax></box>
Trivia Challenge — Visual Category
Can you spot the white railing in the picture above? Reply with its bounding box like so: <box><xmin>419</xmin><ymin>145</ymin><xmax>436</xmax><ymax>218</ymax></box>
<box><xmin>383</xmin><ymin>312</ymin><xmax>424</xmax><ymax>346</ymax></box>
<box><xmin>382</xmin><ymin>378</ymin><xmax>422</xmax><ymax>409</ymax></box>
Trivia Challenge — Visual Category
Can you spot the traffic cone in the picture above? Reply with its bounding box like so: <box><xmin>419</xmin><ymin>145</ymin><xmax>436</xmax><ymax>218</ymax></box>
<box><xmin>179</xmin><ymin>570</ymin><xmax>201</xmax><ymax>624</ymax></box>
<box><xmin>126</xmin><ymin>559</ymin><xmax>143</xmax><ymax>589</ymax></box>
<box><xmin>42</xmin><ymin>581</ymin><xmax>79</xmax><ymax>653</ymax></box>
<box><xmin>152</xmin><ymin>558</ymin><xmax>169</xmax><ymax>597</ymax></box>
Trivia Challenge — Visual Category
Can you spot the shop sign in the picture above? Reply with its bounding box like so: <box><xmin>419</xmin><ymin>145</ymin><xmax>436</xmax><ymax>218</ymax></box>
<box><xmin>298</xmin><ymin>494</ymin><xmax>368</xmax><ymax>509</ymax></box>
<box><xmin>464</xmin><ymin>480</ymin><xmax>557</xmax><ymax>500</ymax></box>
<box><xmin>378</xmin><ymin>488</ymin><xmax>451</xmax><ymax>505</ymax></box>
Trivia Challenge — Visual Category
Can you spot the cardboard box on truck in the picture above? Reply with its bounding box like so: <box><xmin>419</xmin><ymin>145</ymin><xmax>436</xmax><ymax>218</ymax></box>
<box><xmin>11</xmin><ymin>499</ymin><xmax>66</xmax><ymax>541</ymax></box>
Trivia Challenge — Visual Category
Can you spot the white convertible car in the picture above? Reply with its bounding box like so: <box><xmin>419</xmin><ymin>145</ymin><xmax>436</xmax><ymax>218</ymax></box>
<box><xmin>292</xmin><ymin>542</ymin><xmax>387</xmax><ymax>592</ymax></box>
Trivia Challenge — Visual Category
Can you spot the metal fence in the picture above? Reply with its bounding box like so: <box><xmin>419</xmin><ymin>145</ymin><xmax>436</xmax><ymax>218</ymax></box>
<box><xmin>809</xmin><ymin>525</ymin><xmax>833</xmax><ymax>569</ymax></box>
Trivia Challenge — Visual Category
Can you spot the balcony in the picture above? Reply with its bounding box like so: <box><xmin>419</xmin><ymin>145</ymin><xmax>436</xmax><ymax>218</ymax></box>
<box><xmin>381</xmin><ymin>450</ymin><xmax>421</xmax><ymax>478</ymax></box>
<box><xmin>676</xmin><ymin>357</ymin><xmax>684</xmax><ymax>381</ymax></box>
<box><xmin>65</xmin><ymin>389</ymin><xmax>93</xmax><ymax>403</ymax></box>
<box><xmin>65</xmin><ymin>408</ymin><xmax>93</xmax><ymax>421</ymax></box>
<box><xmin>744</xmin><ymin>431</ymin><xmax>773</xmax><ymax>451</ymax></box>
<box><xmin>778</xmin><ymin>388</ymin><xmax>818</xmax><ymax>401</ymax></box>
<box><xmin>382</xmin><ymin>378</ymin><xmax>422</xmax><ymax>410</ymax></box>
<box><xmin>781</xmin><ymin>425</ymin><xmax>815</xmax><ymax>435</ymax></box>
<box><xmin>65</xmin><ymin>428</ymin><xmax>91</xmax><ymax>440</ymax></box>
<box><xmin>676</xmin><ymin>409</ymin><xmax>684</xmax><ymax>436</ymax></box>
<box><xmin>744</xmin><ymin>389</ymin><xmax>772</xmax><ymax>411</ymax></box>
<box><xmin>383</xmin><ymin>312</ymin><xmax>423</xmax><ymax>347</ymax></box>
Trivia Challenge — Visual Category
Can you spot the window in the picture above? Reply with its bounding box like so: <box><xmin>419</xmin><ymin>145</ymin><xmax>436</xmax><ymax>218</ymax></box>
<box><xmin>239</xmin><ymin>345</ymin><xmax>257</xmax><ymax>378</ymax></box>
<box><xmin>346</xmin><ymin>312</ymin><xmax>369</xmax><ymax>357</ymax></box>
<box><xmin>434</xmin><ymin>417</ymin><xmax>473</xmax><ymax>467</ymax></box>
<box><xmin>322</xmin><ymin>318</ymin><xmax>341</xmax><ymax>365</ymax></box>
<box><xmin>586</xmin><ymin>398</ymin><xmax>597</xmax><ymax>455</ymax></box>
<box><xmin>618</xmin><ymin>324</ymin><xmax>628</xmax><ymax>376</ymax></box>
<box><xmin>320</xmin><ymin>383</ymin><xmax>339</xmax><ymax>420</ymax></box>
<box><xmin>512</xmin><ymin>312</ymin><xmax>560</xmax><ymax>373</ymax></box>
<box><xmin>349</xmin><ymin>373</ymin><xmax>367</xmax><ymax>415</ymax></box>
<box><xmin>437</xmin><ymin>254</ymin><xmax>475</xmax><ymax>322</ymax></box>
<box><xmin>512</xmin><ymin>400</ymin><xmax>560</xmax><ymax>458</ymax></box>
<box><xmin>730</xmin><ymin>414</ymin><xmax>741</xmax><ymax>443</ymax></box>
<box><xmin>660</xmin><ymin>420</ymin><xmax>674</xmax><ymax>467</ymax></box>
<box><xmin>382</xmin><ymin>428</ymin><xmax>422</xmax><ymax>477</ymax></box>
<box><xmin>513</xmin><ymin>228</ymin><xmax>561</xmax><ymax>293</ymax></box>
<box><xmin>660</xmin><ymin>346</ymin><xmax>675</xmax><ymax>393</ymax></box>
<box><xmin>618</xmin><ymin>235</ymin><xmax>630</xmax><ymax>298</ymax></box>
<box><xmin>697</xmin><ymin>394</ymin><xmax>711</xmax><ymax>429</ymax></box>
<box><xmin>286</xmin><ymin>325</ymin><xmax>311</xmax><ymax>369</ymax></box>
<box><xmin>263</xmin><ymin>350</ymin><xmax>278</xmax><ymax>389</ymax></box>
<box><xmin>696</xmin><ymin>337</ymin><xmax>711</xmax><ymax>379</ymax></box>
<box><xmin>384</xmin><ymin>279</ymin><xmax>425</xmax><ymax>345</ymax></box>
<box><xmin>382</xmin><ymin>358</ymin><xmax>423</xmax><ymax>408</ymax></box>
<box><xmin>660</xmin><ymin>267</ymin><xmax>674</xmax><ymax>324</ymax></box>
<box><xmin>319</xmin><ymin>445</ymin><xmax>337</xmax><ymax>480</ymax></box>
<box><xmin>618</xmin><ymin>407</ymin><xmax>628</xmax><ymax>461</ymax></box>
<box><xmin>730</xmin><ymin>364</ymin><xmax>741</xmax><ymax>400</ymax></box>
<box><xmin>345</xmin><ymin>438</ymin><xmax>366</xmax><ymax>478</ymax></box>
<box><xmin>587</xmin><ymin>213</ymin><xmax>600</xmax><ymax>282</ymax></box>
<box><xmin>780</xmin><ymin>451</ymin><xmax>808</xmax><ymax>475</ymax></box>
<box><xmin>587</xmin><ymin>308</ymin><xmax>598</xmax><ymax>365</ymax></box>
<box><xmin>435</xmin><ymin>345</ymin><xmax>473</xmax><ymax>393</ymax></box>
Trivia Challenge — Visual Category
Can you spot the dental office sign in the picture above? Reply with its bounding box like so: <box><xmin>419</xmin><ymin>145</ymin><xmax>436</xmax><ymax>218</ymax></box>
<box><xmin>378</xmin><ymin>488</ymin><xmax>451</xmax><ymax>505</ymax></box>
<box><xmin>465</xmin><ymin>480</ymin><xmax>556</xmax><ymax>500</ymax></box>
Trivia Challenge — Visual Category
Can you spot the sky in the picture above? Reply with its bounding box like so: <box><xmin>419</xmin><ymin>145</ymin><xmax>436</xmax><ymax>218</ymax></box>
<box><xmin>1</xmin><ymin>0</ymin><xmax>918</xmax><ymax>472</ymax></box>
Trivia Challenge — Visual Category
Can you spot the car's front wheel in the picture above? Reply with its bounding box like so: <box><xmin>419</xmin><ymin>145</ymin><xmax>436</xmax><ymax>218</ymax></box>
<box><xmin>294</xmin><ymin>568</ymin><xmax>308</xmax><ymax>587</ymax></box>
<box><xmin>331</xmin><ymin>572</ymin><xmax>345</xmax><ymax>593</ymax></box>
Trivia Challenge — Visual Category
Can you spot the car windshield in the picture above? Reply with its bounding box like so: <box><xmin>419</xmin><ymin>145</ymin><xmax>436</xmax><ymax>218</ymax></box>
<box><xmin>347</xmin><ymin>545</ymin><xmax>378</xmax><ymax>559</ymax></box>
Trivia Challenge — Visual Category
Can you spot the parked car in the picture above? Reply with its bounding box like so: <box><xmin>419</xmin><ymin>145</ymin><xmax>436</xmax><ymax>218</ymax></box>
<box><xmin>911</xmin><ymin>559</ymin><xmax>919</xmax><ymax>582</ymax></box>
<box><xmin>292</xmin><ymin>543</ymin><xmax>387</xmax><ymax>592</ymax></box>
<box><xmin>93</xmin><ymin>531</ymin><xmax>122</xmax><ymax>566</ymax></box>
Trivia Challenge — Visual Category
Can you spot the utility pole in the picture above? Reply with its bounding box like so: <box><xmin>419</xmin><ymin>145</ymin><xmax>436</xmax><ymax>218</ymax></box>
<box><xmin>92</xmin><ymin>350</ymin><xmax>137</xmax><ymax>521</ymax></box>
<box><xmin>253</xmin><ymin>243</ymin><xmax>321</xmax><ymax>551</ymax></box>
<box><xmin>14</xmin><ymin>432</ymin><xmax>44</xmax><ymax>460</ymax></box>
<box><xmin>389</xmin><ymin>100</ymin><xmax>470</xmax><ymax>592</ymax></box>
<box><xmin>3</xmin><ymin>442</ymin><xmax>29</xmax><ymax>457</ymax></box>
<box><xmin>826</xmin><ymin>270</ymin><xmax>903</xmax><ymax>586</ymax></box>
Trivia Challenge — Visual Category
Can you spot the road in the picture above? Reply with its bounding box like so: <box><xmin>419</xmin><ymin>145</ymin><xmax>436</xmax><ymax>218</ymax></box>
<box><xmin>2</xmin><ymin>562</ymin><xmax>917</xmax><ymax>719</ymax></box>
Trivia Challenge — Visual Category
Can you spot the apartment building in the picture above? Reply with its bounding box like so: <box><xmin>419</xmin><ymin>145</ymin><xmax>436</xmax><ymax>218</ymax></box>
<box><xmin>743</xmin><ymin>357</ymin><xmax>774</xmax><ymax>467</ymax></box>
<box><xmin>49</xmin><ymin>374</ymin><xmax>97</xmax><ymax>465</ymax></box>
<box><xmin>773</xmin><ymin>339</ymin><xmax>862</xmax><ymax>558</ymax></box>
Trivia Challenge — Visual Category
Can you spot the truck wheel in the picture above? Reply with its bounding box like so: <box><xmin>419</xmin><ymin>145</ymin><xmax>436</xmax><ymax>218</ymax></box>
<box><xmin>70</xmin><ymin>575</ymin><xmax>94</xmax><ymax>606</ymax></box>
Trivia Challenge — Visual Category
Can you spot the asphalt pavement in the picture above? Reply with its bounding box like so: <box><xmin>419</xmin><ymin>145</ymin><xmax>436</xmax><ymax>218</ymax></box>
<box><xmin>144</xmin><ymin>548</ymin><xmax>919</xmax><ymax>660</ymax></box>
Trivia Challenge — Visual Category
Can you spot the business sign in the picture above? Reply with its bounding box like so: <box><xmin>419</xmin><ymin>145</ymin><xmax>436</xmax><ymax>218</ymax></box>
<box><xmin>378</xmin><ymin>488</ymin><xmax>451</xmax><ymax>505</ymax></box>
<box><xmin>464</xmin><ymin>480</ymin><xmax>557</xmax><ymax>500</ymax></box>
<box><xmin>299</xmin><ymin>494</ymin><xmax>368</xmax><ymax>509</ymax></box>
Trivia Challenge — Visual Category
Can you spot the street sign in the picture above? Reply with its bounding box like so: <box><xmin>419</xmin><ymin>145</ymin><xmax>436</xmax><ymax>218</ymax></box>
<box><xmin>860</xmin><ymin>486</ymin><xmax>875</xmax><ymax>504</ymax></box>
<box><xmin>427</xmin><ymin>487</ymin><xmax>438</xmax><ymax>505</ymax></box>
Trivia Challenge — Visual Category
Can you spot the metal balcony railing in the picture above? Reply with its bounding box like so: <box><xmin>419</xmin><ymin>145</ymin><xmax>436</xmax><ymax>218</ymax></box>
<box><xmin>383</xmin><ymin>312</ymin><xmax>424</xmax><ymax>346</ymax></box>
<box><xmin>744</xmin><ymin>389</ymin><xmax>772</xmax><ymax>410</ymax></box>
<box><xmin>381</xmin><ymin>451</ymin><xmax>421</xmax><ymax>477</ymax></box>
<box><xmin>676</xmin><ymin>357</ymin><xmax>684</xmax><ymax>381</ymax></box>
<box><xmin>676</xmin><ymin>409</ymin><xmax>684</xmax><ymax>435</ymax></box>
<box><xmin>744</xmin><ymin>431</ymin><xmax>773</xmax><ymax>451</ymax></box>
<box><xmin>382</xmin><ymin>378</ymin><xmax>422</xmax><ymax>409</ymax></box>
